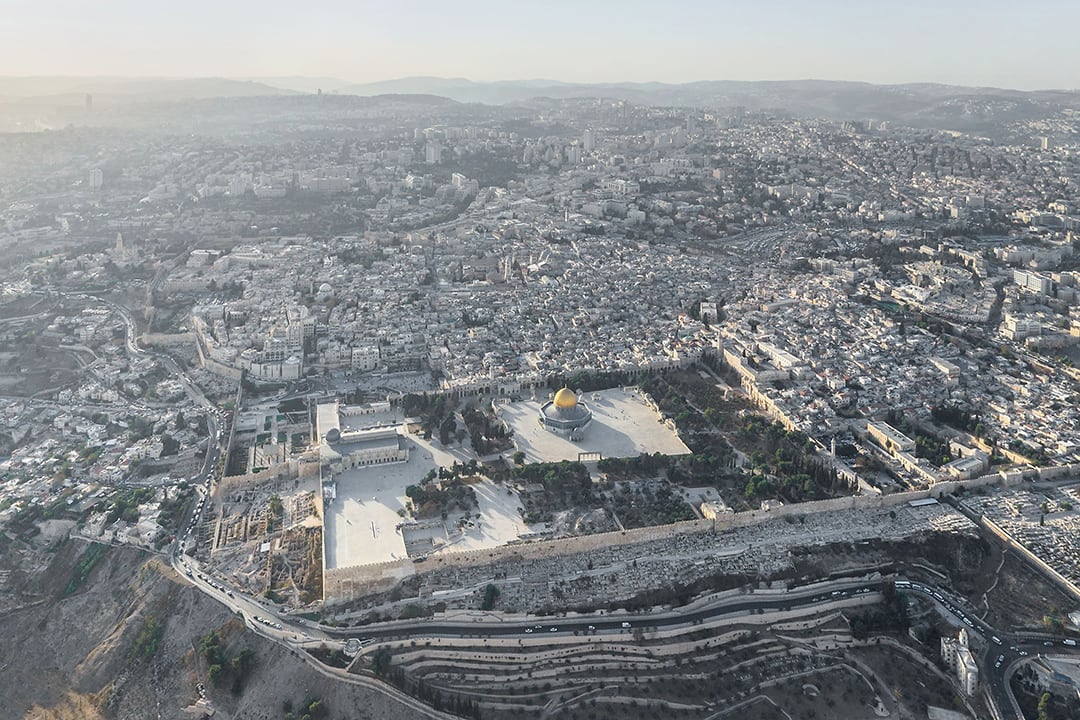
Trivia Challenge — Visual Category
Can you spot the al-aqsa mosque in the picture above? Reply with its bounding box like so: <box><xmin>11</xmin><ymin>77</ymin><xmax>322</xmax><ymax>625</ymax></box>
<box><xmin>538</xmin><ymin>387</ymin><xmax>593</xmax><ymax>439</ymax></box>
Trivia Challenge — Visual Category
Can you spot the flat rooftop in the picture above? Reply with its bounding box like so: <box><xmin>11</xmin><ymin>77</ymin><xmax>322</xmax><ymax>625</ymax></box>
<box><xmin>498</xmin><ymin>386</ymin><xmax>691</xmax><ymax>464</ymax></box>
<box><xmin>316</xmin><ymin>400</ymin><xmax>401</xmax><ymax>443</ymax></box>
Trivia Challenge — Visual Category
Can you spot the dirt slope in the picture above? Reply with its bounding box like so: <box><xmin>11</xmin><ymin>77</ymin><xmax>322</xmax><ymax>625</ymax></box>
<box><xmin>0</xmin><ymin>537</ymin><xmax>428</xmax><ymax>720</ymax></box>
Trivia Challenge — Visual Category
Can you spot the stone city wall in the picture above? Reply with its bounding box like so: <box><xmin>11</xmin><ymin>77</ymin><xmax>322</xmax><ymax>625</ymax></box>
<box><xmin>192</xmin><ymin>325</ymin><xmax>244</xmax><ymax>380</ymax></box>
<box><xmin>322</xmin><ymin>473</ymin><xmax>1030</xmax><ymax>604</ymax></box>
<box><xmin>218</xmin><ymin>460</ymin><xmax>300</xmax><ymax>493</ymax></box>
<box><xmin>217</xmin><ymin>455</ymin><xmax>319</xmax><ymax>493</ymax></box>
<box><xmin>981</xmin><ymin>516</ymin><xmax>1080</xmax><ymax>601</ymax></box>
<box><xmin>194</xmin><ymin>333</ymin><xmax>243</xmax><ymax>381</ymax></box>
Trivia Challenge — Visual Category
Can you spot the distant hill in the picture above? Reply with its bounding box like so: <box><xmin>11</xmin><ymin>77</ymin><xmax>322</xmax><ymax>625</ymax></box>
<box><xmin>338</xmin><ymin>76</ymin><xmax>1080</xmax><ymax>130</ymax></box>
<box><xmin>239</xmin><ymin>76</ymin><xmax>352</xmax><ymax>94</ymax></box>
<box><xmin>339</xmin><ymin>76</ymin><xmax>582</xmax><ymax>103</ymax></box>
<box><xmin>339</xmin><ymin>76</ymin><xmax>479</xmax><ymax>96</ymax></box>
<box><xmin>2</xmin><ymin>75</ymin><xmax>1077</xmax><ymax>131</ymax></box>
<box><xmin>0</xmin><ymin>76</ymin><xmax>298</xmax><ymax>105</ymax></box>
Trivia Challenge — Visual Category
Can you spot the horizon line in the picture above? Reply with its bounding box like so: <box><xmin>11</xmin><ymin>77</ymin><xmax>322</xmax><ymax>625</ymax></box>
<box><xmin>0</xmin><ymin>74</ymin><xmax>1076</xmax><ymax>95</ymax></box>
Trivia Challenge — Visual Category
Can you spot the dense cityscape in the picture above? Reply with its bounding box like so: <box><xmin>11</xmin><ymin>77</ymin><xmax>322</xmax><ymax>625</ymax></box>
<box><xmin>3</xmin><ymin>66</ymin><xmax>1080</xmax><ymax>720</ymax></box>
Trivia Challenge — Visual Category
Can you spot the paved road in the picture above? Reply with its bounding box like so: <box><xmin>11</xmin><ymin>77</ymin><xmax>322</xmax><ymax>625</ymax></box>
<box><xmin>77</xmin><ymin>292</ymin><xmax>228</xmax><ymax>554</ymax></box>
<box><xmin>167</xmin><ymin>531</ymin><xmax>1080</xmax><ymax>720</ymax></box>
<box><xmin>98</xmin><ymin>295</ymin><xmax>223</xmax><ymax>481</ymax></box>
<box><xmin>318</xmin><ymin>576</ymin><xmax>1080</xmax><ymax>720</ymax></box>
<box><xmin>892</xmin><ymin>578</ymin><xmax>1080</xmax><ymax>720</ymax></box>
<box><xmin>170</xmin><ymin>551</ymin><xmax>331</xmax><ymax>643</ymax></box>
<box><xmin>321</xmin><ymin>583</ymin><xmax>884</xmax><ymax>641</ymax></box>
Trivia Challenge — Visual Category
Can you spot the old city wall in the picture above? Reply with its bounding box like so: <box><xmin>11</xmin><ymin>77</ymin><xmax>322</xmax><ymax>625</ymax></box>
<box><xmin>194</xmin><ymin>333</ymin><xmax>243</xmax><ymax>380</ymax></box>
<box><xmin>1033</xmin><ymin>462</ymin><xmax>1080</xmax><ymax>481</ymax></box>
<box><xmin>199</xmin><ymin>353</ymin><xmax>244</xmax><ymax>382</ymax></box>
<box><xmin>217</xmin><ymin>456</ymin><xmax>320</xmax><ymax>493</ymax></box>
<box><xmin>322</xmin><ymin>471</ymin><xmax>1029</xmax><ymax>604</ymax></box>
<box><xmin>982</xmin><ymin>517</ymin><xmax>1080</xmax><ymax>600</ymax></box>
<box><xmin>218</xmin><ymin>460</ymin><xmax>299</xmax><ymax>493</ymax></box>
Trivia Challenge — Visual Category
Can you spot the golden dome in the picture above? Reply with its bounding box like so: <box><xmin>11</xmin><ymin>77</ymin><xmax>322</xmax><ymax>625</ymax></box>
<box><xmin>553</xmin><ymin>387</ymin><xmax>578</xmax><ymax>409</ymax></box>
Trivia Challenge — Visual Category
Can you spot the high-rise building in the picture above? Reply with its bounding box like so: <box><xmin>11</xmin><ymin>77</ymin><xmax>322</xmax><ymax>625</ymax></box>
<box><xmin>425</xmin><ymin>141</ymin><xmax>442</xmax><ymax>165</ymax></box>
<box><xmin>582</xmin><ymin>128</ymin><xmax>595</xmax><ymax>152</ymax></box>
<box><xmin>85</xmin><ymin>93</ymin><xmax>92</xmax><ymax>111</ymax></box>
<box><xmin>1038</xmin><ymin>136</ymin><xmax>1050</xmax><ymax>151</ymax></box>
<box><xmin>88</xmin><ymin>168</ymin><xmax>103</xmax><ymax>190</ymax></box>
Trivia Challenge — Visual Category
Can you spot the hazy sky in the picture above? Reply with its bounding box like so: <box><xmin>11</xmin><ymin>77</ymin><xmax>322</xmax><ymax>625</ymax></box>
<box><xmin>1</xmin><ymin>0</ymin><xmax>1078</xmax><ymax>89</ymax></box>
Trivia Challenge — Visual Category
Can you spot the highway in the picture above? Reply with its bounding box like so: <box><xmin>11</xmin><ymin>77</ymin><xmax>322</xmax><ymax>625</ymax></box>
<box><xmin>319</xmin><ymin>582</ymin><xmax>885</xmax><ymax>641</ymax></box>
<box><xmin>891</xmin><ymin>578</ymin><xmax>1080</xmax><ymax>720</ymax></box>
<box><xmin>41</xmin><ymin>290</ymin><xmax>224</xmax><ymax>495</ymax></box>
<box><xmin>167</xmin><ymin>550</ymin><xmax>466</xmax><ymax>720</ymax></box>
<box><xmin>174</xmin><ymin>558</ymin><xmax>1080</xmax><ymax>720</ymax></box>
<box><xmin>341</xmin><ymin>577</ymin><xmax>1080</xmax><ymax>720</ymax></box>
<box><xmin>168</xmin><ymin>539</ymin><xmax>888</xmax><ymax>647</ymax></box>
<box><xmin>170</xmin><ymin>551</ymin><xmax>332</xmax><ymax>644</ymax></box>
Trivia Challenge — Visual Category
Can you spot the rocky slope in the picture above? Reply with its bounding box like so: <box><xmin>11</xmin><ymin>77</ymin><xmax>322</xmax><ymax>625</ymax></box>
<box><xmin>0</xmin><ymin>536</ymin><xmax>426</xmax><ymax>720</ymax></box>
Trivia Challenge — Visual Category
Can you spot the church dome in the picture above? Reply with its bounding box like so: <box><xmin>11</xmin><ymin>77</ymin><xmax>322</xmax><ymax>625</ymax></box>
<box><xmin>553</xmin><ymin>387</ymin><xmax>578</xmax><ymax>409</ymax></box>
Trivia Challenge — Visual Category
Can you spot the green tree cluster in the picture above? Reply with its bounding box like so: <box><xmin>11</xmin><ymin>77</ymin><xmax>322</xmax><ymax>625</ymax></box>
<box><xmin>62</xmin><ymin>542</ymin><xmax>109</xmax><ymax>597</ymax></box>
<box><xmin>200</xmin><ymin>630</ymin><xmax>257</xmax><ymax>694</ymax></box>
<box><xmin>481</xmin><ymin>583</ymin><xmax>500</xmax><ymax>610</ymax></box>
<box><xmin>129</xmin><ymin>614</ymin><xmax>165</xmax><ymax>662</ymax></box>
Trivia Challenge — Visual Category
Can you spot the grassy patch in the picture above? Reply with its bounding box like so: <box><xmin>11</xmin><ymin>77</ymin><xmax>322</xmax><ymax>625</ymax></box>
<box><xmin>62</xmin><ymin>542</ymin><xmax>108</xmax><ymax>597</ymax></box>
<box><xmin>128</xmin><ymin>614</ymin><xmax>165</xmax><ymax>662</ymax></box>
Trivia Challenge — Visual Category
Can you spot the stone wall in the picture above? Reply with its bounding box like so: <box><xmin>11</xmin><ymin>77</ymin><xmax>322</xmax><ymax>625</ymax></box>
<box><xmin>218</xmin><ymin>460</ymin><xmax>300</xmax><ymax>493</ymax></box>
<box><xmin>981</xmin><ymin>517</ymin><xmax>1080</xmax><ymax>601</ymax></box>
<box><xmin>322</xmin><ymin>473</ymin><xmax>1027</xmax><ymax>604</ymax></box>
<box><xmin>194</xmin><ymin>334</ymin><xmax>243</xmax><ymax>380</ymax></box>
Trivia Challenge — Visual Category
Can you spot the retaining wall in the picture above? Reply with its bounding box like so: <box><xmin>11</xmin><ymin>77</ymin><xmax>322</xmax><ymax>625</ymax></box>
<box><xmin>322</xmin><ymin>472</ymin><xmax>1033</xmax><ymax>604</ymax></box>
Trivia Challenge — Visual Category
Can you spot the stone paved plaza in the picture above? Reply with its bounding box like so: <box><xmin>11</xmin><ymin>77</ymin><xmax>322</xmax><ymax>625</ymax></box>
<box><xmin>498</xmin><ymin>386</ymin><xmax>691</xmax><ymax>463</ymax></box>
